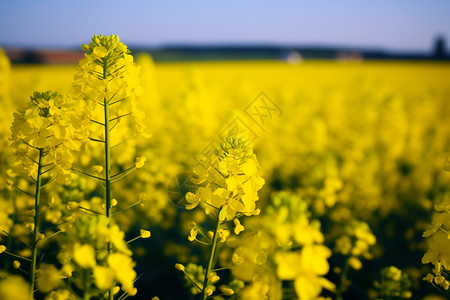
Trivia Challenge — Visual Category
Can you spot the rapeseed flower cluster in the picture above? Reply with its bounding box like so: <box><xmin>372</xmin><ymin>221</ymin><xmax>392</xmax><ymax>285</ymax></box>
<box><xmin>373</xmin><ymin>266</ymin><xmax>412</xmax><ymax>299</ymax></box>
<box><xmin>187</xmin><ymin>136</ymin><xmax>264</xmax><ymax>221</ymax></box>
<box><xmin>422</xmin><ymin>196</ymin><xmax>450</xmax><ymax>292</ymax></box>
<box><xmin>332</xmin><ymin>219</ymin><xmax>376</xmax><ymax>299</ymax></box>
<box><xmin>53</xmin><ymin>215</ymin><xmax>138</xmax><ymax>297</ymax></box>
<box><xmin>180</xmin><ymin>135</ymin><xmax>264</xmax><ymax>299</ymax></box>
<box><xmin>334</xmin><ymin>220</ymin><xmax>376</xmax><ymax>270</ymax></box>
<box><xmin>5</xmin><ymin>91</ymin><xmax>87</xmax><ymax>298</ymax></box>
<box><xmin>0</xmin><ymin>35</ymin><xmax>151</xmax><ymax>300</ymax></box>
<box><xmin>9</xmin><ymin>91</ymin><xmax>85</xmax><ymax>184</ymax></box>
<box><xmin>228</xmin><ymin>192</ymin><xmax>334</xmax><ymax>300</ymax></box>
<box><xmin>70</xmin><ymin>34</ymin><xmax>148</xmax><ymax>139</ymax></box>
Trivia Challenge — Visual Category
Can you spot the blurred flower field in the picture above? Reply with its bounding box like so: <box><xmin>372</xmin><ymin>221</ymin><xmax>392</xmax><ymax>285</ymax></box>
<box><xmin>0</xmin><ymin>37</ymin><xmax>450</xmax><ymax>300</ymax></box>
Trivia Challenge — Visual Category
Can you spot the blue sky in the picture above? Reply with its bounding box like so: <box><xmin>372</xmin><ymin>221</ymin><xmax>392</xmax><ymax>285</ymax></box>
<box><xmin>0</xmin><ymin>0</ymin><xmax>449</xmax><ymax>51</ymax></box>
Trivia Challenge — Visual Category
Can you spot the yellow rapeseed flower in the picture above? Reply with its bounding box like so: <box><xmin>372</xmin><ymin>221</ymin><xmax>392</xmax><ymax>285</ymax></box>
<box><xmin>135</xmin><ymin>156</ymin><xmax>146</xmax><ymax>168</ymax></box>
<box><xmin>73</xmin><ymin>243</ymin><xmax>96</xmax><ymax>268</ymax></box>
<box><xmin>93</xmin><ymin>266</ymin><xmax>115</xmax><ymax>291</ymax></box>
<box><xmin>107</xmin><ymin>253</ymin><xmax>137</xmax><ymax>295</ymax></box>
<box><xmin>234</xmin><ymin>219</ymin><xmax>245</xmax><ymax>235</ymax></box>
<box><xmin>13</xmin><ymin>260</ymin><xmax>20</xmax><ymax>269</ymax></box>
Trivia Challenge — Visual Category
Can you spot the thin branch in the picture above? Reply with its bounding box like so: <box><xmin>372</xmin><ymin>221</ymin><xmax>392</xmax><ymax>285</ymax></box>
<box><xmin>125</xmin><ymin>236</ymin><xmax>141</xmax><ymax>245</ymax></box>
<box><xmin>211</xmin><ymin>166</ymin><xmax>227</xmax><ymax>179</ymax></box>
<box><xmin>11</xmin><ymin>184</ymin><xmax>34</xmax><ymax>197</ymax></box>
<box><xmin>117</xmin><ymin>292</ymin><xmax>130</xmax><ymax>300</ymax></box>
<box><xmin>71</xmin><ymin>169</ymin><xmax>106</xmax><ymax>181</ymax></box>
<box><xmin>79</xmin><ymin>209</ymin><xmax>95</xmax><ymax>216</ymax></box>
<box><xmin>182</xmin><ymin>270</ymin><xmax>203</xmax><ymax>292</ymax></box>
<box><xmin>89</xmin><ymin>137</ymin><xmax>105</xmax><ymax>143</ymax></box>
<box><xmin>111</xmin><ymin>167</ymin><xmax>137</xmax><ymax>184</ymax></box>
<box><xmin>2</xmin><ymin>230</ymin><xmax>32</xmax><ymax>248</ymax></box>
<box><xmin>109</xmin><ymin>112</ymin><xmax>131</xmax><ymax>122</ymax></box>
<box><xmin>88</xmin><ymin>70</ymin><xmax>103</xmax><ymax>77</ymax></box>
<box><xmin>203</xmin><ymin>201</ymin><xmax>220</xmax><ymax>210</ymax></box>
<box><xmin>111</xmin><ymin>165</ymin><xmax>135</xmax><ymax>178</ymax></box>
<box><xmin>194</xmin><ymin>238</ymin><xmax>211</xmax><ymax>246</ymax></box>
<box><xmin>105</xmin><ymin>87</ymin><xmax>122</xmax><ymax>104</ymax></box>
<box><xmin>212</xmin><ymin>266</ymin><xmax>232</xmax><ymax>272</ymax></box>
<box><xmin>79</xmin><ymin>206</ymin><xmax>104</xmax><ymax>216</ymax></box>
<box><xmin>108</xmin><ymin>97</ymin><xmax>126</xmax><ymax>106</ymax></box>
<box><xmin>112</xmin><ymin>200</ymin><xmax>142</xmax><ymax>216</ymax></box>
<box><xmin>196</xmin><ymin>227</ymin><xmax>212</xmax><ymax>244</ymax></box>
<box><xmin>29</xmin><ymin>175</ymin><xmax>37</xmax><ymax>184</ymax></box>
<box><xmin>90</xmin><ymin>119</ymin><xmax>105</xmax><ymax>126</ymax></box>
<box><xmin>109</xmin><ymin>121</ymin><xmax>119</xmax><ymax>132</ymax></box>
<box><xmin>111</xmin><ymin>64</ymin><xmax>126</xmax><ymax>75</ymax></box>
<box><xmin>4</xmin><ymin>251</ymin><xmax>32</xmax><ymax>262</ymax></box>
<box><xmin>40</xmin><ymin>177</ymin><xmax>57</xmax><ymax>189</ymax></box>
<box><xmin>26</xmin><ymin>155</ymin><xmax>39</xmax><ymax>165</ymax></box>
<box><xmin>110</xmin><ymin>133</ymin><xmax>138</xmax><ymax>149</ymax></box>
<box><xmin>41</xmin><ymin>231</ymin><xmax>62</xmax><ymax>241</ymax></box>
<box><xmin>16</xmin><ymin>266</ymin><xmax>30</xmax><ymax>275</ymax></box>
<box><xmin>20</xmin><ymin>139</ymin><xmax>40</xmax><ymax>151</ymax></box>
<box><xmin>41</xmin><ymin>166</ymin><xmax>56</xmax><ymax>175</ymax></box>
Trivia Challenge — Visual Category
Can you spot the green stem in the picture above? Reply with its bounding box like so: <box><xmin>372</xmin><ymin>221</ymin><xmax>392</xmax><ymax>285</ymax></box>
<box><xmin>201</xmin><ymin>212</ymin><xmax>221</xmax><ymax>300</ymax></box>
<box><xmin>83</xmin><ymin>268</ymin><xmax>91</xmax><ymax>300</ymax></box>
<box><xmin>103</xmin><ymin>59</ymin><xmax>114</xmax><ymax>300</ymax></box>
<box><xmin>336</xmin><ymin>258</ymin><xmax>350</xmax><ymax>300</ymax></box>
<box><xmin>30</xmin><ymin>148</ymin><xmax>44</xmax><ymax>299</ymax></box>
<box><xmin>4</xmin><ymin>251</ymin><xmax>32</xmax><ymax>262</ymax></box>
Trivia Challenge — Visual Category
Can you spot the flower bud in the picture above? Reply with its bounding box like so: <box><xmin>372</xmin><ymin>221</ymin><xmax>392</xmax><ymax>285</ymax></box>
<box><xmin>140</xmin><ymin>229</ymin><xmax>151</xmax><ymax>239</ymax></box>
<box><xmin>175</xmin><ymin>263</ymin><xmax>185</xmax><ymax>271</ymax></box>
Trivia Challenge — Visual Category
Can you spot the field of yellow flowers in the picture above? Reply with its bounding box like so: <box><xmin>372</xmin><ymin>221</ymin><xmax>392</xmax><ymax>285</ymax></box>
<box><xmin>1</xmin><ymin>35</ymin><xmax>450</xmax><ymax>300</ymax></box>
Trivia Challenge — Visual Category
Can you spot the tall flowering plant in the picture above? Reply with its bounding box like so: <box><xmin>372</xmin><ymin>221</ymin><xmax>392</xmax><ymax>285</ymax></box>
<box><xmin>66</xmin><ymin>34</ymin><xmax>150</xmax><ymax>299</ymax></box>
<box><xmin>6</xmin><ymin>91</ymin><xmax>85</xmax><ymax>298</ymax></box>
<box><xmin>177</xmin><ymin>136</ymin><xmax>264</xmax><ymax>299</ymax></box>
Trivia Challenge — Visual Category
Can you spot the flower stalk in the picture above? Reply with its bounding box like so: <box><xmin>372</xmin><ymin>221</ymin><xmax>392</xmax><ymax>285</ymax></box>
<box><xmin>30</xmin><ymin>148</ymin><xmax>44</xmax><ymax>299</ymax></box>
<box><xmin>102</xmin><ymin>58</ymin><xmax>114</xmax><ymax>300</ymax></box>
<box><xmin>201</xmin><ymin>211</ymin><xmax>222</xmax><ymax>300</ymax></box>
<box><xmin>336</xmin><ymin>258</ymin><xmax>350</xmax><ymax>300</ymax></box>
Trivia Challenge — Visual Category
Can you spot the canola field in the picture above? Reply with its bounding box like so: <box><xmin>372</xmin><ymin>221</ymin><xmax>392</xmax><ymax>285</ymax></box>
<box><xmin>0</xmin><ymin>36</ymin><xmax>450</xmax><ymax>300</ymax></box>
